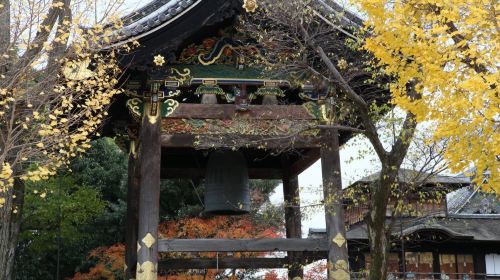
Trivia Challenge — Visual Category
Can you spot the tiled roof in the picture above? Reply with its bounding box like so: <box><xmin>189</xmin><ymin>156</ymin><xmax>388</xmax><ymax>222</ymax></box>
<box><xmin>117</xmin><ymin>0</ymin><xmax>200</xmax><ymax>39</ymax></box>
<box><xmin>114</xmin><ymin>0</ymin><xmax>364</xmax><ymax>43</ymax></box>
<box><xmin>310</xmin><ymin>216</ymin><xmax>500</xmax><ymax>242</ymax></box>
<box><xmin>353</xmin><ymin>169</ymin><xmax>471</xmax><ymax>186</ymax></box>
<box><xmin>446</xmin><ymin>186</ymin><xmax>475</xmax><ymax>214</ymax></box>
<box><xmin>448</xmin><ymin>186</ymin><xmax>500</xmax><ymax>215</ymax></box>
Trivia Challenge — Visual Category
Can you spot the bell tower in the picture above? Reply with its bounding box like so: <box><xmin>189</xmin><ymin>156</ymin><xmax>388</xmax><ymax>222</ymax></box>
<box><xmin>101</xmin><ymin>0</ymin><xmax>370</xmax><ymax>279</ymax></box>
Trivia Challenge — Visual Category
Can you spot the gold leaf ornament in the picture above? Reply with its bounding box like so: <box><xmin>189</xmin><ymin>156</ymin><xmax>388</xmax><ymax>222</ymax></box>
<box><xmin>62</xmin><ymin>59</ymin><xmax>94</xmax><ymax>81</ymax></box>
<box><xmin>153</xmin><ymin>54</ymin><xmax>165</xmax><ymax>66</ymax></box>
<box><xmin>332</xmin><ymin>233</ymin><xmax>346</xmax><ymax>247</ymax></box>
<box><xmin>142</xmin><ymin>233</ymin><xmax>156</xmax><ymax>248</ymax></box>
<box><xmin>243</xmin><ymin>0</ymin><xmax>258</xmax><ymax>13</ymax></box>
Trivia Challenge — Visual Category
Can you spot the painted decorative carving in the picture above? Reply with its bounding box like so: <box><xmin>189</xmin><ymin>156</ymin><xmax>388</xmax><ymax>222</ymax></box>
<box><xmin>126</xmin><ymin>98</ymin><xmax>179</xmax><ymax>122</ymax></box>
<box><xmin>177</xmin><ymin>37</ymin><xmax>262</xmax><ymax>66</ymax></box>
<box><xmin>161</xmin><ymin>119</ymin><xmax>319</xmax><ymax>136</ymax></box>
<box><xmin>243</xmin><ymin>0</ymin><xmax>258</xmax><ymax>13</ymax></box>
<box><xmin>153</xmin><ymin>54</ymin><xmax>165</xmax><ymax>66</ymax></box>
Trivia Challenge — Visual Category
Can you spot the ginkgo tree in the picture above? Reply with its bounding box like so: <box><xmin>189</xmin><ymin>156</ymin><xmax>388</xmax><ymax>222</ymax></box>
<box><xmin>0</xmin><ymin>0</ymin><xmax>131</xmax><ymax>278</ymax></box>
<box><xmin>243</xmin><ymin>0</ymin><xmax>496</xmax><ymax>279</ymax></box>
<box><xmin>357</xmin><ymin>0</ymin><xmax>499</xmax><ymax>192</ymax></box>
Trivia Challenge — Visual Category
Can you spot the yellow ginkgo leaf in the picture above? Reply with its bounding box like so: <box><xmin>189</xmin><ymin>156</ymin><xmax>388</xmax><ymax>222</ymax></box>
<box><xmin>62</xmin><ymin>59</ymin><xmax>94</xmax><ymax>81</ymax></box>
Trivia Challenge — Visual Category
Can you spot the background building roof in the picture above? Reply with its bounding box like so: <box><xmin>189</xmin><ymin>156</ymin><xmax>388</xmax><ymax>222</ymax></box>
<box><xmin>353</xmin><ymin>168</ymin><xmax>471</xmax><ymax>186</ymax></box>
<box><xmin>310</xmin><ymin>216</ymin><xmax>500</xmax><ymax>242</ymax></box>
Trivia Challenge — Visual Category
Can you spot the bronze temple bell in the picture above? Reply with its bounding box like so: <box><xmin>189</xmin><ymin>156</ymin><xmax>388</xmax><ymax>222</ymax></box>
<box><xmin>204</xmin><ymin>150</ymin><xmax>250</xmax><ymax>215</ymax></box>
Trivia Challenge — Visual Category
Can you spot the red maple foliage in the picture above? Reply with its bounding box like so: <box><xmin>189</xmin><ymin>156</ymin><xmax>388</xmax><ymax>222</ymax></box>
<box><xmin>70</xmin><ymin>216</ymin><xmax>280</xmax><ymax>280</ymax></box>
<box><xmin>71</xmin><ymin>244</ymin><xmax>125</xmax><ymax>280</ymax></box>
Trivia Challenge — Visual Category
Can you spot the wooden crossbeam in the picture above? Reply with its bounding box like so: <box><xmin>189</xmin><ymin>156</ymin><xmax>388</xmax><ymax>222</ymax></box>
<box><xmin>161</xmin><ymin>167</ymin><xmax>282</xmax><ymax>179</ymax></box>
<box><xmin>166</xmin><ymin>104</ymin><xmax>317</xmax><ymax>120</ymax></box>
<box><xmin>159</xmin><ymin>257</ymin><xmax>290</xmax><ymax>269</ymax></box>
<box><xmin>160</xmin><ymin>134</ymin><xmax>321</xmax><ymax>149</ymax></box>
<box><xmin>158</xmin><ymin>238</ymin><xmax>328</xmax><ymax>252</ymax></box>
<box><xmin>158</xmin><ymin>256</ymin><xmax>325</xmax><ymax>270</ymax></box>
<box><xmin>289</xmin><ymin>148</ymin><xmax>320</xmax><ymax>176</ymax></box>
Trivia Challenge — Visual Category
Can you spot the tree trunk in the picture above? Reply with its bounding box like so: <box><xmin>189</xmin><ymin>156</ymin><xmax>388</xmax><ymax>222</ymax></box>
<box><xmin>366</xmin><ymin>168</ymin><xmax>398</xmax><ymax>280</ymax></box>
<box><xmin>0</xmin><ymin>179</ymin><xmax>25</xmax><ymax>280</ymax></box>
<box><xmin>0</xmin><ymin>0</ymin><xmax>10</xmax><ymax>55</ymax></box>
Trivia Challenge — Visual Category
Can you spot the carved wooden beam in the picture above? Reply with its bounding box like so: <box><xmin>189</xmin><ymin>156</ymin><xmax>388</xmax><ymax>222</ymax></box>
<box><xmin>166</xmin><ymin>104</ymin><xmax>317</xmax><ymax>120</ymax></box>
<box><xmin>160</xmin><ymin>134</ymin><xmax>321</xmax><ymax>149</ymax></box>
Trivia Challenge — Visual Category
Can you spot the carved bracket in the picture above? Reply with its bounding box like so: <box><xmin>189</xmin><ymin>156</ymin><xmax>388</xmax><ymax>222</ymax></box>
<box><xmin>126</xmin><ymin>98</ymin><xmax>179</xmax><ymax>122</ymax></box>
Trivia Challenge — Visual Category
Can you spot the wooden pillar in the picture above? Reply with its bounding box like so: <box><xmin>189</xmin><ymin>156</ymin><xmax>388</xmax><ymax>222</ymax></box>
<box><xmin>136</xmin><ymin>100</ymin><xmax>161</xmax><ymax>280</ymax></box>
<box><xmin>125</xmin><ymin>141</ymin><xmax>140</xmax><ymax>279</ymax></box>
<box><xmin>282</xmin><ymin>167</ymin><xmax>303</xmax><ymax>279</ymax></box>
<box><xmin>432</xmin><ymin>250</ymin><xmax>440</xmax><ymax>279</ymax></box>
<box><xmin>320</xmin><ymin>127</ymin><xmax>350</xmax><ymax>280</ymax></box>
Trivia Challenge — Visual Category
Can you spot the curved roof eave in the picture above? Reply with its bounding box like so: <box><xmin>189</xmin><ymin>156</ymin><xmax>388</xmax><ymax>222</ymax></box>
<box><xmin>105</xmin><ymin>0</ymin><xmax>203</xmax><ymax>49</ymax></box>
<box><xmin>401</xmin><ymin>224</ymin><xmax>474</xmax><ymax>240</ymax></box>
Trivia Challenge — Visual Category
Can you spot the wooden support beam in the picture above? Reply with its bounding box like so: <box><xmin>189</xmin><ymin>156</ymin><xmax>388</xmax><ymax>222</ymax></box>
<box><xmin>136</xmin><ymin>102</ymin><xmax>162</xmax><ymax>280</ymax></box>
<box><xmin>320</xmin><ymin>127</ymin><xmax>350</xmax><ymax>279</ymax></box>
<box><xmin>283</xmin><ymin>164</ymin><xmax>303</xmax><ymax>279</ymax></box>
<box><xmin>167</xmin><ymin>104</ymin><xmax>317</xmax><ymax>120</ymax></box>
<box><xmin>125</xmin><ymin>143</ymin><xmax>140</xmax><ymax>280</ymax></box>
<box><xmin>158</xmin><ymin>238</ymin><xmax>328</xmax><ymax>252</ymax></box>
<box><xmin>161</xmin><ymin>134</ymin><xmax>321</xmax><ymax>149</ymax></box>
<box><xmin>160</xmin><ymin>258</ymin><xmax>290</xmax><ymax>270</ymax></box>
<box><xmin>158</xmin><ymin>256</ymin><xmax>324</xmax><ymax>270</ymax></box>
<box><xmin>161</xmin><ymin>167</ymin><xmax>282</xmax><ymax>179</ymax></box>
<box><xmin>289</xmin><ymin>148</ymin><xmax>321</xmax><ymax>176</ymax></box>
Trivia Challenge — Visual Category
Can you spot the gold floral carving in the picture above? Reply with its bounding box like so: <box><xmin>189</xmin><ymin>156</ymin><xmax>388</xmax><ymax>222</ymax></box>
<box><xmin>153</xmin><ymin>55</ymin><xmax>165</xmax><ymax>66</ymax></box>
<box><xmin>136</xmin><ymin>261</ymin><xmax>157</xmax><ymax>280</ymax></box>
<box><xmin>142</xmin><ymin>233</ymin><xmax>156</xmax><ymax>249</ymax></box>
<box><xmin>243</xmin><ymin>0</ymin><xmax>258</xmax><ymax>13</ymax></box>
<box><xmin>137</xmin><ymin>242</ymin><xmax>141</xmax><ymax>252</ymax></box>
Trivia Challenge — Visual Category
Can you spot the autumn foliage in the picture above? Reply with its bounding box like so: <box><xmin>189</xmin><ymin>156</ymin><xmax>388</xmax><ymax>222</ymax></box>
<box><xmin>357</xmin><ymin>0</ymin><xmax>499</xmax><ymax>191</ymax></box>
<box><xmin>71</xmin><ymin>244</ymin><xmax>125</xmax><ymax>280</ymax></box>
<box><xmin>71</xmin><ymin>216</ymin><xmax>280</xmax><ymax>280</ymax></box>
